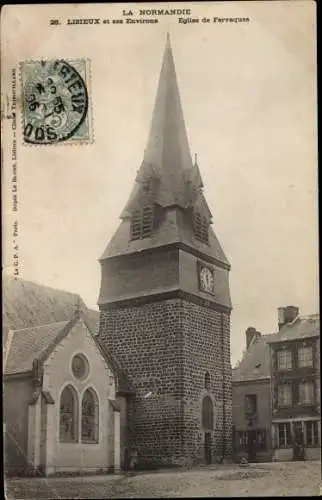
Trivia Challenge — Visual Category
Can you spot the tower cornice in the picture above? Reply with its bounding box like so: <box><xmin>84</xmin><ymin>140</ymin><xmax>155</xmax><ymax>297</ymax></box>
<box><xmin>99</xmin><ymin>241</ymin><xmax>231</xmax><ymax>271</ymax></box>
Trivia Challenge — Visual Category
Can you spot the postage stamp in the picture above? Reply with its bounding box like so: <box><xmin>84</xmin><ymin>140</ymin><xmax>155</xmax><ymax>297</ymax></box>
<box><xmin>20</xmin><ymin>59</ymin><xmax>92</xmax><ymax>145</ymax></box>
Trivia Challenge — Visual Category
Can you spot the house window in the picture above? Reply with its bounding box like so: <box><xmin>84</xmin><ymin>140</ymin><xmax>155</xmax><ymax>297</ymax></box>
<box><xmin>202</xmin><ymin>396</ymin><xmax>214</xmax><ymax>430</ymax></box>
<box><xmin>298</xmin><ymin>381</ymin><xmax>315</xmax><ymax>405</ymax></box>
<box><xmin>257</xmin><ymin>430</ymin><xmax>267</xmax><ymax>451</ymax></box>
<box><xmin>81</xmin><ymin>388</ymin><xmax>99</xmax><ymax>443</ymax></box>
<box><xmin>278</xmin><ymin>423</ymin><xmax>292</xmax><ymax>448</ymax></box>
<box><xmin>131</xmin><ymin>206</ymin><xmax>153</xmax><ymax>240</ymax></box>
<box><xmin>236</xmin><ymin>430</ymin><xmax>266</xmax><ymax>451</ymax></box>
<box><xmin>305</xmin><ymin>421</ymin><xmax>319</xmax><ymax>447</ymax></box>
<box><xmin>236</xmin><ymin>431</ymin><xmax>248</xmax><ymax>450</ymax></box>
<box><xmin>60</xmin><ymin>385</ymin><xmax>78</xmax><ymax>442</ymax></box>
<box><xmin>245</xmin><ymin>394</ymin><xmax>257</xmax><ymax>418</ymax></box>
<box><xmin>298</xmin><ymin>346</ymin><xmax>313</xmax><ymax>368</ymax></box>
<box><xmin>204</xmin><ymin>371</ymin><xmax>210</xmax><ymax>390</ymax></box>
<box><xmin>193</xmin><ymin>211</ymin><xmax>209</xmax><ymax>243</ymax></box>
<box><xmin>278</xmin><ymin>383</ymin><xmax>292</xmax><ymax>407</ymax></box>
<box><xmin>277</xmin><ymin>349</ymin><xmax>292</xmax><ymax>370</ymax></box>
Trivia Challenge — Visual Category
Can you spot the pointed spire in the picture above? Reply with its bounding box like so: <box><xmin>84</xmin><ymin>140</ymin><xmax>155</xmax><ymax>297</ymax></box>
<box><xmin>141</xmin><ymin>34</ymin><xmax>193</xmax><ymax>206</ymax></box>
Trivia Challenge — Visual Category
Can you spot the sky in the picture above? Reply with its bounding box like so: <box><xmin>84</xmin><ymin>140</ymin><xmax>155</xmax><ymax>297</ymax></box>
<box><xmin>2</xmin><ymin>2</ymin><xmax>318</xmax><ymax>366</ymax></box>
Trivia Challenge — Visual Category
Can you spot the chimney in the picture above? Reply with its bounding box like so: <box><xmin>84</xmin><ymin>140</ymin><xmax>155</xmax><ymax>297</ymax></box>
<box><xmin>245</xmin><ymin>327</ymin><xmax>261</xmax><ymax>349</ymax></box>
<box><xmin>278</xmin><ymin>305</ymin><xmax>299</xmax><ymax>330</ymax></box>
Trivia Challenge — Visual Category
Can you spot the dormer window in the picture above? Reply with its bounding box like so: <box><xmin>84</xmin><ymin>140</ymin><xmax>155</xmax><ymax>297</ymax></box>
<box><xmin>131</xmin><ymin>206</ymin><xmax>154</xmax><ymax>240</ymax></box>
<box><xmin>193</xmin><ymin>211</ymin><xmax>209</xmax><ymax>243</ymax></box>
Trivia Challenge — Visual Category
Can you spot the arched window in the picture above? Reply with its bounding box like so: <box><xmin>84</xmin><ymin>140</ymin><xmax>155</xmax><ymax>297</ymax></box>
<box><xmin>60</xmin><ymin>385</ymin><xmax>78</xmax><ymax>442</ymax></box>
<box><xmin>131</xmin><ymin>206</ymin><xmax>154</xmax><ymax>240</ymax></box>
<box><xmin>81</xmin><ymin>388</ymin><xmax>99</xmax><ymax>443</ymax></box>
<box><xmin>204</xmin><ymin>371</ymin><xmax>210</xmax><ymax>390</ymax></box>
<box><xmin>202</xmin><ymin>396</ymin><xmax>214</xmax><ymax>430</ymax></box>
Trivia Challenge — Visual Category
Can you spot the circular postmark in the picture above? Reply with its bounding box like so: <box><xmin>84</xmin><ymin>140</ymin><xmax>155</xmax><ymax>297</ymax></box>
<box><xmin>23</xmin><ymin>60</ymin><xmax>88</xmax><ymax>144</ymax></box>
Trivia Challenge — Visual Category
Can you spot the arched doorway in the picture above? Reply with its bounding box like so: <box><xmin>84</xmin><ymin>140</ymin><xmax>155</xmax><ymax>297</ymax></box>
<box><xmin>202</xmin><ymin>396</ymin><xmax>214</xmax><ymax>465</ymax></box>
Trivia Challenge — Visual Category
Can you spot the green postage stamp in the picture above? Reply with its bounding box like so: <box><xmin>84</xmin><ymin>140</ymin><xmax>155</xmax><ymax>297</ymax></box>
<box><xmin>20</xmin><ymin>59</ymin><xmax>92</xmax><ymax>145</ymax></box>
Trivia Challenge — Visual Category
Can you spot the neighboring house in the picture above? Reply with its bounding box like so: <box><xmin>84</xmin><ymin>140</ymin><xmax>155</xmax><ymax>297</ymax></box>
<box><xmin>268</xmin><ymin>306</ymin><xmax>320</xmax><ymax>462</ymax></box>
<box><xmin>232</xmin><ymin>327</ymin><xmax>274</xmax><ymax>463</ymax></box>
<box><xmin>232</xmin><ymin>305</ymin><xmax>321</xmax><ymax>463</ymax></box>
<box><xmin>3</xmin><ymin>276</ymin><xmax>134</xmax><ymax>476</ymax></box>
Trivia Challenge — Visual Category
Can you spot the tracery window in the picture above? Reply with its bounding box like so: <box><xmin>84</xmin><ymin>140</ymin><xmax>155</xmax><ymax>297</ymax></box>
<box><xmin>81</xmin><ymin>388</ymin><xmax>99</xmax><ymax>443</ymax></box>
<box><xmin>59</xmin><ymin>385</ymin><xmax>78</xmax><ymax>442</ymax></box>
<box><xmin>131</xmin><ymin>206</ymin><xmax>154</xmax><ymax>240</ymax></box>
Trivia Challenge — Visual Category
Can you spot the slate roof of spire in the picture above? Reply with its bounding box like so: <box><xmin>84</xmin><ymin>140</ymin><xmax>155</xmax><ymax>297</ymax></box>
<box><xmin>121</xmin><ymin>34</ymin><xmax>194</xmax><ymax>217</ymax></box>
<box><xmin>101</xmin><ymin>36</ymin><xmax>230</xmax><ymax>268</ymax></box>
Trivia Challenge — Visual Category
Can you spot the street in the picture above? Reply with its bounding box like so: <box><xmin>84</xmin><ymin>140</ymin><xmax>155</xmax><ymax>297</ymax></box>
<box><xmin>5</xmin><ymin>460</ymin><xmax>321</xmax><ymax>498</ymax></box>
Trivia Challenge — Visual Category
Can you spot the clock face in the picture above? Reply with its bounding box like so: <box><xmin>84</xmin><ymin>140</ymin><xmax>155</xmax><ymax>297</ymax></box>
<box><xmin>199</xmin><ymin>266</ymin><xmax>214</xmax><ymax>294</ymax></box>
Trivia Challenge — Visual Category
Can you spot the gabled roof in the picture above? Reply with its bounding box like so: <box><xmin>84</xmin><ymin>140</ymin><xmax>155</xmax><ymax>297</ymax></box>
<box><xmin>5</xmin><ymin>320</ymin><xmax>70</xmax><ymax>375</ymax></box>
<box><xmin>4</xmin><ymin>310</ymin><xmax>134</xmax><ymax>394</ymax></box>
<box><xmin>3</xmin><ymin>277</ymin><xmax>134</xmax><ymax>394</ymax></box>
<box><xmin>232</xmin><ymin>313</ymin><xmax>320</xmax><ymax>383</ymax></box>
<box><xmin>267</xmin><ymin>314</ymin><xmax>320</xmax><ymax>343</ymax></box>
<box><xmin>2</xmin><ymin>275</ymin><xmax>99</xmax><ymax>334</ymax></box>
<box><xmin>232</xmin><ymin>334</ymin><xmax>275</xmax><ymax>383</ymax></box>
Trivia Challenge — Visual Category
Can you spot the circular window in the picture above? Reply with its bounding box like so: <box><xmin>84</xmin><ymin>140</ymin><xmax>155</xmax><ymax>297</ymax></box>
<box><xmin>72</xmin><ymin>354</ymin><xmax>89</xmax><ymax>380</ymax></box>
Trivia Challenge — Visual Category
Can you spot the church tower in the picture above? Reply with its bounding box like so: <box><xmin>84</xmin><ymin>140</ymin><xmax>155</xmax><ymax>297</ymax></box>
<box><xmin>98</xmin><ymin>35</ymin><xmax>232</xmax><ymax>467</ymax></box>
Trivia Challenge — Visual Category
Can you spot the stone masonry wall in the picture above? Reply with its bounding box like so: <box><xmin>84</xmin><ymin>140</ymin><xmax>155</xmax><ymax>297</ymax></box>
<box><xmin>99</xmin><ymin>297</ymin><xmax>232</xmax><ymax>467</ymax></box>
<box><xmin>182</xmin><ymin>302</ymin><xmax>232</xmax><ymax>464</ymax></box>
<box><xmin>99</xmin><ymin>299</ymin><xmax>184</xmax><ymax>466</ymax></box>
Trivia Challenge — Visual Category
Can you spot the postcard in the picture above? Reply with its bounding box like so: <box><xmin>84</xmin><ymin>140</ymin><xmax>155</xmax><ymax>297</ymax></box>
<box><xmin>2</xmin><ymin>2</ymin><xmax>319</xmax><ymax>497</ymax></box>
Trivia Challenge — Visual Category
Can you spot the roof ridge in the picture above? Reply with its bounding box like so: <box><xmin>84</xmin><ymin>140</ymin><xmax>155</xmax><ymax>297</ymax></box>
<box><xmin>12</xmin><ymin>319</ymin><xmax>70</xmax><ymax>333</ymax></box>
<box><xmin>4</xmin><ymin>275</ymin><xmax>83</xmax><ymax>298</ymax></box>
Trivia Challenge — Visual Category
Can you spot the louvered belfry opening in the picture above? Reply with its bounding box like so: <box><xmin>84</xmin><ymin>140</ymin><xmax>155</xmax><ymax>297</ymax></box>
<box><xmin>131</xmin><ymin>206</ymin><xmax>154</xmax><ymax>240</ymax></box>
<box><xmin>193</xmin><ymin>211</ymin><xmax>209</xmax><ymax>244</ymax></box>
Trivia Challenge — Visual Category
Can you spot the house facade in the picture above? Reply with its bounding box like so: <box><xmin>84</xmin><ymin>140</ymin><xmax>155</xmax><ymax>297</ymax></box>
<box><xmin>97</xmin><ymin>34</ymin><xmax>232</xmax><ymax>468</ymax></box>
<box><xmin>232</xmin><ymin>306</ymin><xmax>320</xmax><ymax>463</ymax></box>
<box><xmin>269</xmin><ymin>306</ymin><xmax>320</xmax><ymax>461</ymax></box>
<box><xmin>232</xmin><ymin>328</ymin><xmax>273</xmax><ymax>462</ymax></box>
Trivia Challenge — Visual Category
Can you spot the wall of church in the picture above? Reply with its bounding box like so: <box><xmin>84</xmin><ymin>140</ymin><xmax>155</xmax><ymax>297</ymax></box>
<box><xmin>42</xmin><ymin>319</ymin><xmax>116</xmax><ymax>474</ymax></box>
<box><xmin>116</xmin><ymin>395</ymin><xmax>128</xmax><ymax>468</ymax></box>
<box><xmin>99</xmin><ymin>299</ymin><xmax>185</xmax><ymax>467</ymax></box>
<box><xmin>4</xmin><ymin>377</ymin><xmax>33</xmax><ymax>472</ymax></box>
<box><xmin>99</xmin><ymin>249</ymin><xmax>179</xmax><ymax>304</ymax></box>
<box><xmin>99</xmin><ymin>297</ymin><xmax>232</xmax><ymax>467</ymax></box>
<box><xmin>182</xmin><ymin>302</ymin><xmax>232</xmax><ymax>464</ymax></box>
